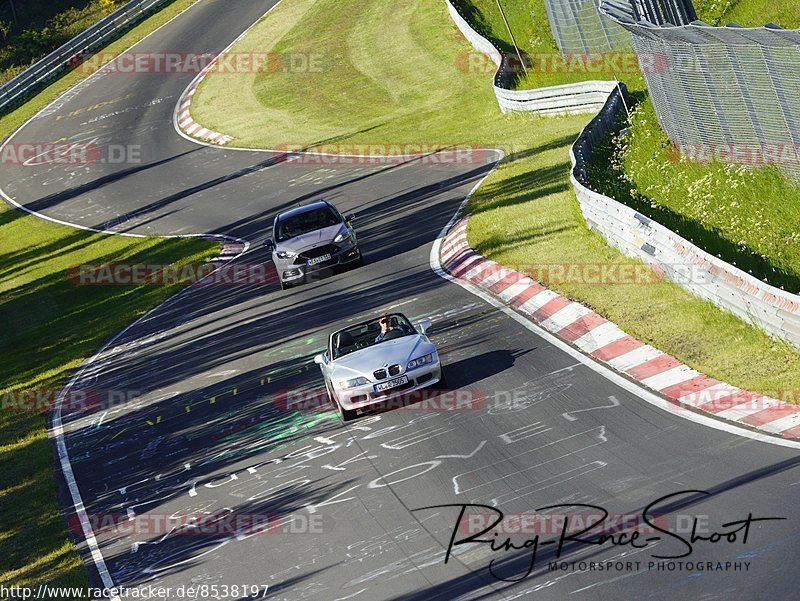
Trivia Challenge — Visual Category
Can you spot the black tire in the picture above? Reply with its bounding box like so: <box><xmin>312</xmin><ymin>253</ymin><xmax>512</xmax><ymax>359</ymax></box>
<box><xmin>328</xmin><ymin>383</ymin><xmax>356</xmax><ymax>421</ymax></box>
<box><xmin>279</xmin><ymin>279</ymin><xmax>289</xmax><ymax>290</ymax></box>
<box><xmin>337</xmin><ymin>400</ymin><xmax>357</xmax><ymax>422</ymax></box>
<box><xmin>438</xmin><ymin>367</ymin><xmax>448</xmax><ymax>390</ymax></box>
<box><xmin>355</xmin><ymin>253</ymin><xmax>365</xmax><ymax>267</ymax></box>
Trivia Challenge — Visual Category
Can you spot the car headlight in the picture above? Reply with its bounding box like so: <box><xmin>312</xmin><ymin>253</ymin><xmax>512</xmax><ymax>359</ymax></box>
<box><xmin>333</xmin><ymin>227</ymin><xmax>353</xmax><ymax>244</ymax></box>
<box><xmin>338</xmin><ymin>377</ymin><xmax>368</xmax><ymax>388</ymax></box>
<box><xmin>407</xmin><ymin>353</ymin><xmax>434</xmax><ymax>370</ymax></box>
<box><xmin>275</xmin><ymin>249</ymin><xmax>296</xmax><ymax>259</ymax></box>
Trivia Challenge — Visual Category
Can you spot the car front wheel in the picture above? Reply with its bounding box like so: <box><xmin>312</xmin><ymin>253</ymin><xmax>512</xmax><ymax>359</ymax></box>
<box><xmin>327</xmin><ymin>383</ymin><xmax>356</xmax><ymax>421</ymax></box>
<box><xmin>334</xmin><ymin>394</ymin><xmax>357</xmax><ymax>422</ymax></box>
<box><xmin>438</xmin><ymin>366</ymin><xmax>448</xmax><ymax>389</ymax></box>
<box><xmin>337</xmin><ymin>401</ymin><xmax>355</xmax><ymax>421</ymax></box>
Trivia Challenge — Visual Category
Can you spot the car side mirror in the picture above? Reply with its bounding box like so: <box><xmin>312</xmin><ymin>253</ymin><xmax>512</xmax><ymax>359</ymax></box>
<box><xmin>417</xmin><ymin>318</ymin><xmax>432</xmax><ymax>334</ymax></box>
<box><xmin>263</xmin><ymin>238</ymin><xmax>275</xmax><ymax>252</ymax></box>
<box><xmin>345</xmin><ymin>213</ymin><xmax>355</xmax><ymax>223</ymax></box>
<box><xmin>314</xmin><ymin>353</ymin><xmax>327</xmax><ymax>365</ymax></box>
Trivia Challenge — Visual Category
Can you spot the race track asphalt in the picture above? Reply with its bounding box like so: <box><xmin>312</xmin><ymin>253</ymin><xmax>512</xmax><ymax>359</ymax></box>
<box><xmin>1</xmin><ymin>1</ymin><xmax>798</xmax><ymax>599</ymax></box>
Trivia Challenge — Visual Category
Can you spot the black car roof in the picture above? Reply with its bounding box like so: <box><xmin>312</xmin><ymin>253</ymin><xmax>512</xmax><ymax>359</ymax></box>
<box><xmin>275</xmin><ymin>200</ymin><xmax>335</xmax><ymax>221</ymax></box>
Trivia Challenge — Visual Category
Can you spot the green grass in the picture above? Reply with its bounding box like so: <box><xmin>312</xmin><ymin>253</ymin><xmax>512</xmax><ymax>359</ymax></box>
<box><xmin>457</xmin><ymin>0</ymin><xmax>642</xmax><ymax>90</ymax></box>
<box><xmin>192</xmin><ymin>0</ymin><xmax>800</xmax><ymax>396</ymax></box>
<box><xmin>589</xmin><ymin>3</ymin><xmax>800</xmax><ymax>291</ymax></box>
<box><xmin>591</xmin><ymin>99</ymin><xmax>800</xmax><ymax>292</ymax></box>
<box><xmin>0</xmin><ymin>207</ymin><xmax>214</xmax><ymax>593</ymax></box>
<box><xmin>0</xmin><ymin>0</ymin><xmax>217</xmax><ymax>594</ymax></box>
<box><xmin>694</xmin><ymin>0</ymin><xmax>798</xmax><ymax>27</ymax></box>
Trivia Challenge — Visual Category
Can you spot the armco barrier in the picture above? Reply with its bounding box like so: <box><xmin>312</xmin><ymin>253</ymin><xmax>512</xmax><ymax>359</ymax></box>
<box><xmin>445</xmin><ymin>0</ymin><xmax>617</xmax><ymax>115</ymax></box>
<box><xmin>570</xmin><ymin>87</ymin><xmax>800</xmax><ymax>348</ymax></box>
<box><xmin>0</xmin><ymin>0</ymin><xmax>172</xmax><ymax>114</ymax></box>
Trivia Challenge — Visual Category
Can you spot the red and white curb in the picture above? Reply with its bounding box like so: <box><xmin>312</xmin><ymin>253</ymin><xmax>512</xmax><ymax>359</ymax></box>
<box><xmin>440</xmin><ymin>216</ymin><xmax>800</xmax><ymax>440</ymax></box>
<box><xmin>207</xmin><ymin>241</ymin><xmax>247</xmax><ymax>265</ymax></box>
<box><xmin>176</xmin><ymin>79</ymin><xmax>232</xmax><ymax>145</ymax></box>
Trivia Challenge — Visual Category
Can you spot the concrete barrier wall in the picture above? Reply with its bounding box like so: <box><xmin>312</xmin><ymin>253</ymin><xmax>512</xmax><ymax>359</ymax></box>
<box><xmin>570</xmin><ymin>88</ymin><xmax>800</xmax><ymax>348</ymax></box>
<box><xmin>445</xmin><ymin>0</ymin><xmax>617</xmax><ymax>115</ymax></box>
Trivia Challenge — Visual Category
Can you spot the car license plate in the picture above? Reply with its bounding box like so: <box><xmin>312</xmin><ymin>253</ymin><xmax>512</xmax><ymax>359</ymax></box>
<box><xmin>307</xmin><ymin>254</ymin><xmax>332</xmax><ymax>266</ymax></box>
<box><xmin>374</xmin><ymin>375</ymin><xmax>408</xmax><ymax>392</ymax></box>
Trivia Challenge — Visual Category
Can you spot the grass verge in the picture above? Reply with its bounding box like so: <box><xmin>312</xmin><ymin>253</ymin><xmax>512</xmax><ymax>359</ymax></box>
<box><xmin>0</xmin><ymin>206</ymin><xmax>215</xmax><ymax>592</ymax></box>
<box><xmin>591</xmin><ymin>98</ymin><xmax>800</xmax><ymax>292</ymax></box>
<box><xmin>192</xmin><ymin>0</ymin><xmax>800</xmax><ymax>394</ymax></box>
<box><xmin>0</xmin><ymin>0</ymin><xmax>216</xmax><ymax>593</ymax></box>
<box><xmin>590</xmin><ymin>3</ymin><xmax>800</xmax><ymax>292</ymax></box>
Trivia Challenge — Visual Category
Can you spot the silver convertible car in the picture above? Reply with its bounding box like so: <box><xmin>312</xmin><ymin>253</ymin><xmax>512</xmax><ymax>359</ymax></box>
<box><xmin>264</xmin><ymin>200</ymin><xmax>363</xmax><ymax>289</ymax></box>
<box><xmin>314</xmin><ymin>313</ymin><xmax>445</xmax><ymax>421</ymax></box>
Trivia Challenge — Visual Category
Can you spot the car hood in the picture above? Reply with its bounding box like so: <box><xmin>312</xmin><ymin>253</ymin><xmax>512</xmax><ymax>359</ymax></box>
<box><xmin>277</xmin><ymin>224</ymin><xmax>343</xmax><ymax>253</ymax></box>
<box><xmin>330</xmin><ymin>335</ymin><xmax>435</xmax><ymax>381</ymax></box>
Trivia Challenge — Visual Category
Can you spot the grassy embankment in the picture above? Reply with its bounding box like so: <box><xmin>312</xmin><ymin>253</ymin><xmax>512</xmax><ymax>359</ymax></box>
<box><xmin>0</xmin><ymin>0</ymin><xmax>217</xmax><ymax>594</ymax></box>
<box><xmin>191</xmin><ymin>0</ymin><xmax>800</xmax><ymax>397</ymax></box>
<box><xmin>591</xmin><ymin>0</ymin><xmax>800</xmax><ymax>291</ymax></box>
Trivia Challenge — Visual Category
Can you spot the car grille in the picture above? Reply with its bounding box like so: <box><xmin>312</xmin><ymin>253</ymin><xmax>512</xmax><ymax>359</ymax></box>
<box><xmin>295</xmin><ymin>244</ymin><xmax>339</xmax><ymax>264</ymax></box>
<box><xmin>373</xmin><ymin>364</ymin><xmax>401</xmax><ymax>380</ymax></box>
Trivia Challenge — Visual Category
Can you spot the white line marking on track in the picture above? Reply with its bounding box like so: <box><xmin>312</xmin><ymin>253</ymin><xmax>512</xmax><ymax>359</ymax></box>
<box><xmin>562</xmin><ymin>395</ymin><xmax>621</xmax><ymax>422</ymax></box>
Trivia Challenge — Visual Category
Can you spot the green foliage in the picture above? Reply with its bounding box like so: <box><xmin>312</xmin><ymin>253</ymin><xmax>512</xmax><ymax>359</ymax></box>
<box><xmin>694</xmin><ymin>0</ymin><xmax>800</xmax><ymax>27</ymax></box>
<box><xmin>0</xmin><ymin>1</ymin><xmax>123</xmax><ymax>85</ymax></box>
<box><xmin>590</xmin><ymin>99</ymin><xmax>800</xmax><ymax>292</ymax></box>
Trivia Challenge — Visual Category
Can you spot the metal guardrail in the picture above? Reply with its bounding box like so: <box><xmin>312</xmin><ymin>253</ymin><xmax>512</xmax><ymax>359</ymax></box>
<box><xmin>445</xmin><ymin>0</ymin><xmax>616</xmax><ymax>115</ymax></box>
<box><xmin>570</xmin><ymin>86</ymin><xmax>800</xmax><ymax>349</ymax></box>
<box><xmin>0</xmin><ymin>0</ymin><xmax>173</xmax><ymax>115</ymax></box>
<box><xmin>543</xmin><ymin>0</ymin><xmax>631</xmax><ymax>53</ymax></box>
<box><xmin>600</xmin><ymin>0</ymin><xmax>800</xmax><ymax>180</ymax></box>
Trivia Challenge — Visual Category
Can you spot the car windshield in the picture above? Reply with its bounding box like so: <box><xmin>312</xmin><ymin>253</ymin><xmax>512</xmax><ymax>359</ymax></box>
<box><xmin>275</xmin><ymin>206</ymin><xmax>341</xmax><ymax>242</ymax></box>
<box><xmin>330</xmin><ymin>313</ymin><xmax>416</xmax><ymax>360</ymax></box>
